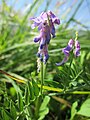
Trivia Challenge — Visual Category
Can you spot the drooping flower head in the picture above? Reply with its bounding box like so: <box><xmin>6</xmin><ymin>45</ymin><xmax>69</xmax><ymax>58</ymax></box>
<box><xmin>56</xmin><ymin>32</ymin><xmax>80</xmax><ymax>66</ymax></box>
<box><xmin>62</xmin><ymin>39</ymin><xmax>74</xmax><ymax>56</ymax></box>
<box><xmin>30</xmin><ymin>11</ymin><xmax>60</xmax><ymax>38</ymax></box>
<box><xmin>30</xmin><ymin>11</ymin><xmax>60</xmax><ymax>64</ymax></box>
<box><xmin>74</xmin><ymin>40</ymin><xmax>80</xmax><ymax>57</ymax></box>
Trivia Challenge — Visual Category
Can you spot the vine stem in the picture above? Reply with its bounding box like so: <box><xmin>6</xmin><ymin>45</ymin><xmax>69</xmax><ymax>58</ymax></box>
<box><xmin>35</xmin><ymin>61</ymin><xmax>45</xmax><ymax>119</ymax></box>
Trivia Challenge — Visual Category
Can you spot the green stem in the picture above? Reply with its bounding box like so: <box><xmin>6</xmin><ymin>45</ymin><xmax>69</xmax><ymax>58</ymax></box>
<box><xmin>70</xmin><ymin>91</ymin><xmax>90</xmax><ymax>94</ymax></box>
<box><xmin>44</xmin><ymin>63</ymin><xmax>46</xmax><ymax>79</ymax></box>
<box><xmin>69</xmin><ymin>52</ymin><xmax>74</xmax><ymax>68</ymax></box>
<box><xmin>35</xmin><ymin>96</ymin><xmax>42</xmax><ymax>119</ymax></box>
<box><xmin>48</xmin><ymin>91</ymin><xmax>90</xmax><ymax>96</ymax></box>
<box><xmin>40</xmin><ymin>61</ymin><xmax>44</xmax><ymax>95</ymax></box>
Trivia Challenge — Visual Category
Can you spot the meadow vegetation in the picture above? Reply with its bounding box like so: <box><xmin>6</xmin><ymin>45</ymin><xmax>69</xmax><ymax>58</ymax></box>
<box><xmin>0</xmin><ymin>0</ymin><xmax>90</xmax><ymax>120</ymax></box>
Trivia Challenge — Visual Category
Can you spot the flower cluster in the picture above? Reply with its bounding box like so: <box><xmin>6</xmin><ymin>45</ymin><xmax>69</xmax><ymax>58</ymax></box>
<box><xmin>56</xmin><ymin>39</ymin><xmax>80</xmax><ymax>66</ymax></box>
<box><xmin>30</xmin><ymin>11</ymin><xmax>60</xmax><ymax>64</ymax></box>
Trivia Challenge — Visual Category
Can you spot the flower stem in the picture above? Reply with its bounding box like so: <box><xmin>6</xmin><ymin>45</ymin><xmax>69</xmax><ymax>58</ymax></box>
<box><xmin>75</xmin><ymin>31</ymin><xmax>78</xmax><ymax>41</ymax></box>
<box><xmin>40</xmin><ymin>61</ymin><xmax>44</xmax><ymax>95</ymax></box>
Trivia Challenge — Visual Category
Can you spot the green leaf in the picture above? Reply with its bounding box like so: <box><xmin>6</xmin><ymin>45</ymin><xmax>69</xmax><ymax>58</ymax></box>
<box><xmin>70</xmin><ymin>101</ymin><xmax>78</xmax><ymax>120</ymax></box>
<box><xmin>38</xmin><ymin>108</ymin><xmax>49</xmax><ymax>120</ymax></box>
<box><xmin>17</xmin><ymin>92</ymin><xmax>23</xmax><ymax>111</ymax></box>
<box><xmin>39</xmin><ymin>96</ymin><xmax>50</xmax><ymax>110</ymax></box>
<box><xmin>2</xmin><ymin>109</ymin><xmax>9</xmax><ymax>120</ymax></box>
<box><xmin>1</xmin><ymin>109</ymin><xmax>13</xmax><ymax>120</ymax></box>
<box><xmin>10</xmin><ymin>101</ymin><xmax>17</xmax><ymax>119</ymax></box>
<box><xmin>28</xmin><ymin>82</ymin><xmax>35</xmax><ymax>101</ymax></box>
<box><xmin>77</xmin><ymin>98</ymin><xmax>90</xmax><ymax>117</ymax></box>
<box><xmin>25</xmin><ymin>84</ymin><xmax>30</xmax><ymax>105</ymax></box>
<box><xmin>32</xmin><ymin>80</ymin><xmax>39</xmax><ymax>96</ymax></box>
<box><xmin>38</xmin><ymin>96</ymin><xmax>50</xmax><ymax>120</ymax></box>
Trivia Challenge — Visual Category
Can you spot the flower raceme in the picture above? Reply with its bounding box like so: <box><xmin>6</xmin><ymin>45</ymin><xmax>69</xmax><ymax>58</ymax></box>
<box><xmin>30</xmin><ymin>11</ymin><xmax>60</xmax><ymax>64</ymax></box>
<box><xmin>74</xmin><ymin>40</ymin><xmax>80</xmax><ymax>57</ymax></box>
<box><xmin>56</xmin><ymin>39</ymin><xmax>80</xmax><ymax>66</ymax></box>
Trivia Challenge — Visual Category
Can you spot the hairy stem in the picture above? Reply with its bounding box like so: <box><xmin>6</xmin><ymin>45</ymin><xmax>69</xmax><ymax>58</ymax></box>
<box><xmin>40</xmin><ymin>62</ymin><xmax>44</xmax><ymax>95</ymax></box>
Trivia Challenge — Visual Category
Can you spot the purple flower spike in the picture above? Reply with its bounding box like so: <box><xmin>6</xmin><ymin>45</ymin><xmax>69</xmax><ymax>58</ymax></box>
<box><xmin>74</xmin><ymin>40</ymin><xmax>80</xmax><ymax>57</ymax></box>
<box><xmin>56</xmin><ymin>39</ymin><xmax>74</xmax><ymax>66</ymax></box>
<box><xmin>30</xmin><ymin>11</ymin><xmax>60</xmax><ymax>64</ymax></box>
<box><xmin>56</xmin><ymin>38</ymin><xmax>81</xmax><ymax>66</ymax></box>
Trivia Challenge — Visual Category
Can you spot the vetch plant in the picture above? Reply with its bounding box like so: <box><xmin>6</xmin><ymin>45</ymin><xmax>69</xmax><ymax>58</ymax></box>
<box><xmin>56</xmin><ymin>31</ymin><xmax>80</xmax><ymax>66</ymax></box>
<box><xmin>30</xmin><ymin>11</ymin><xmax>60</xmax><ymax>94</ymax></box>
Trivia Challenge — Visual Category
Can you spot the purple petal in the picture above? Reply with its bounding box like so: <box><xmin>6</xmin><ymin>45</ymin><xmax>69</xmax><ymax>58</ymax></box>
<box><xmin>62</xmin><ymin>39</ymin><xmax>74</xmax><ymax>56</ymax></box>
<box><xmin>39</xmin><ymin>38</ymin><xmax>46</xmax><ymax>49</ymax></box>
<box><xmin>34</xmin><ymin>37</ymin><xmax>41</xmax><ymax>42</ymax></box>
<box><xmin>40</xmin><ymin>12</ymin><xmax>48</xmax><ymax>21</ymax></box>
<box><xmin>37</xmin><ymin>52</ymin><xmax>43</xmax><ymax>61</ymax></box>
<box><xmin>74</xmin><ymin>49</ymin><xmax>80</xmax><ymax>57</ymax></box>
<box><xmin>37</xmin><ymin>44</ymin><xmax>49</xmax><ymax>63</ymax></box>
<box><xmin>75</xmin><ymin>40</ymin><xmax>80</xmax><ymax>49</ymax></box>
<box><xmin>30</xmin><ymin>17</ymin><xmax>41</xmax><ymax>23</ymax></box>
<box><xmin>43</xmin><ymin>45</ymin><xmax>49</xmax><ymax>63</ymax></box>
<box><xmin>74</xmin><ymin>40</ymin><xmax>80</xmax><ymax>57</ymax></box>
<box><xmin>46</xmin><ymin>27</ymin><xmax>51</xmax><ymax>44</ymax></box>
<box><xmin>52</xmin><ymin>17</ymin><xmax>60</xmax><ymax>24</ymax></box>
<box><xmin>31</xmin><ymin>22</ymin><xmax>41</xmax><ymax>29</ymax></box>
<box><xmin>68</xmin><ymin>39</ymin><xmax>74</xmax><ymax>48</ymax></box>
<box><xmin>30</xmin><ymin>17</ymin><xmax>35</xmax><ymax>20</ymax></box>
<box><xmin>62</xmin><ymin>47</ymin><xmax>70</xmax><ymax>56</ymax></box>
<box><xmin>48</xmin><ymin>11</ymin><xmax>60</xmax><ymax>25</ymax></box>
<box><xmin>56</xmin><ymin>56</ymin><xmax>69</xmax><ymax>66</ymax></box>
<box><xmin>31</xmin><ymin>12</ymin><xmax>47</xmax><ymax>24</ymax></box>
<box><xmin>50</xmin><ymin>20</ymin><xmax>55</xmax><ymax>38</ymax></box>
<box><xmin>34</xmin><ymin>32</ymin><xmax>43</xmax><ymax>42</ymax></box>
<box><xmin>43</xmin><ymin>54</ymin><xmax>49</xmax><ymax>64</ymax></box>
<box><xmin>30</xmin><ymin>15</ymin><xmax>44</xmax><ymax>29</ymax></box>
<box><xmin>31</xmin><ymin>24</ymin><xmax>36</xmax><ymax>29</ymax></box>
<box><xmin>38</xmin><ymin>24</ymin><xmax>42</xmax><ymax>30</ymax></box>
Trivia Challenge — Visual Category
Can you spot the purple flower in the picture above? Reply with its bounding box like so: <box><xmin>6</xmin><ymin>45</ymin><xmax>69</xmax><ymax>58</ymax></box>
<box><xmin>37</xmin><ymin>44</ymin><xmax>49</xmax><ymax>64</ymax></box>
<box><xmin>30</xmin><ymin>11</ymin><xmax>60</xmax><ymax>37</ymax></box>
<box><xmin>56</xmin><ymin>39</ymin><xmax>80</xmax><ymax>66</ymax></box>
<box><xmin>49</xmin><ymin>19</ymin><xmax>56</xmax><ymax>38</ymax></box>
<box><xmin>62</xmin><ymin>39</ymin><xmax>74</xmax><ymax>56</ymax></box>
<box><xmin>74</xmin><ymin>40</ymin><xmax>80</xmax><ymax>57</ymax></box>
<box><xmin>34</xmin><ymin>21</ymin><xmax>51</xmax><ymax>46</ymax></box>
